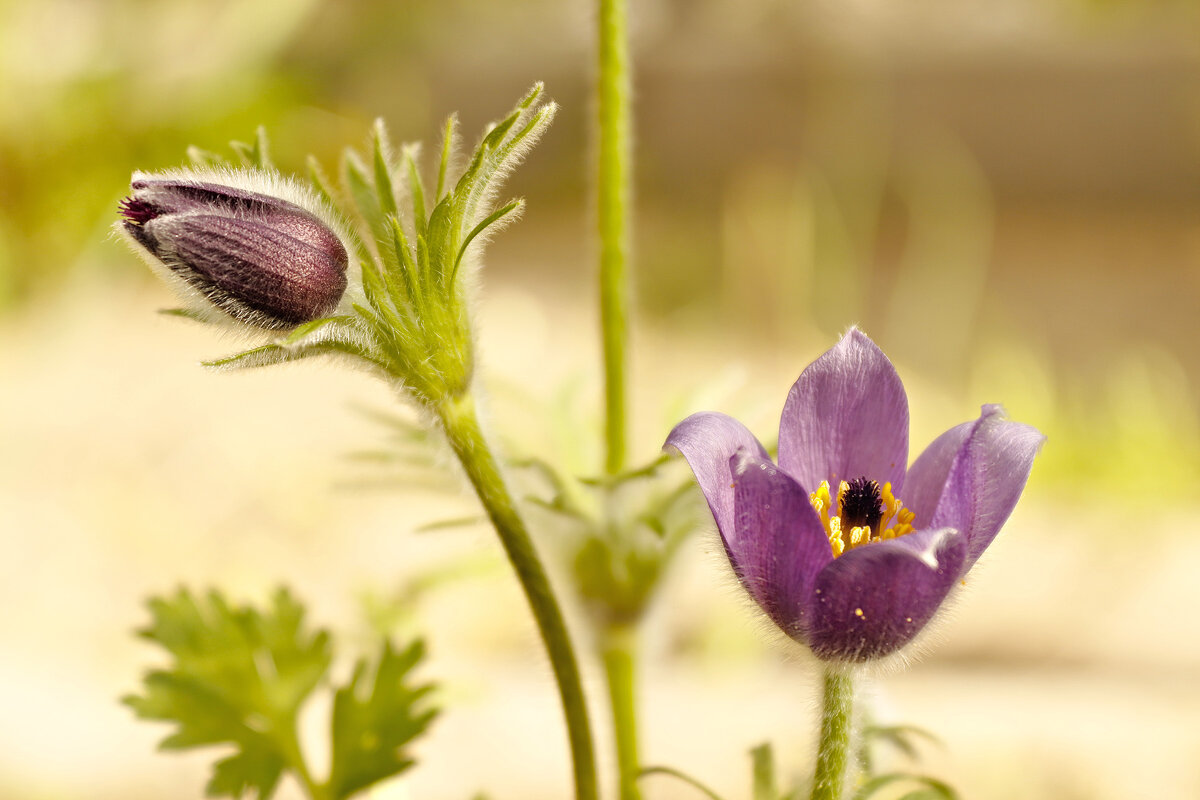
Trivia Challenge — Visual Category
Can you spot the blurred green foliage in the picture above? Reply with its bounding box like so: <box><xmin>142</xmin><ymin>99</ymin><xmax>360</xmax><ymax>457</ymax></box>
<box><xmin>0</xmin><ymin>0</ymin><xmax>554</xmax><ymax>307</ymax></box>
<box><xmin>2</xmin><ymin>0</ymin><xmax>1196</xmax><ymax>503</ymax></box>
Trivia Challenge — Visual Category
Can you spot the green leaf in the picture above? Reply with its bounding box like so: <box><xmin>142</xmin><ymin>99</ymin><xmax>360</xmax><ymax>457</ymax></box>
<box><xmin>403</xmin><ymin>146</ymin><xmax>426</xmax><ymax>236</ymax></box>
<box><xmin>124</xmin><ymin>588</ymin><xmax>332</xmax><ymax>800</ymax></box>
<box><xmin>388</xmin><ymin>215</ymin><xmax>422</xmax><ymax>306</ymax></box>
<box><xmin>343</xmin><ymin>150</ymin><xmax>388</xmax><ymax>248</ymax></box>
<box><xmin>639</xmin><ymin>766</ymin><xmax>728</xmax><ymax>800</ymax></box>
<box><xmin>859</xmin><ymin>723</ymin><xmax>942</xmax><ymax>775</ymax></box>
<box><xmin>202</xmin><ymin>338</ymin><xmax>382</xmax><ymax>373</ymax></box>
<box><xmin>896</xmin><ymin>791</ymin><xmax>948</xmax><ymax>800</ymax></box>
<box><xmin>159</xmin><ymin>307</ymin><xmax>211</xmax><ymax>323</ymax></box>
<box><xmin>358</xmin><ymin>250</ymin><xmax>390</xmax><ymax>309</ymax></box>
<box><xmin>577</xmin><ymin>453</ymin><xmax>671</xmax><ymax>488</ymax></box>
<box><xmin>372</xmin><ymin>120</ymin><xmax>399</xmax><ymax>218</ymax></box>
<box><xmin>280</xmin><ymin>315</ymin><xmax>356</xmax><ymax>345</ymax></box>
<box><xmin>231</xmin><ymin>127</ymin><xmax>274</xmax><ymax>170</ymax></box>
<box><xmin>852</xmin><ymin>773</ymin><xmax>960</xmax><ymax>800</ymax></box>
<box><xmin>450</xmin><ymin>199</ymin><xmax>523</xmax><ymax>286</ymax></box>
<box><xmin>435</xmin><ymin>114</ymin><xmax>458</xmax><ymax>202</ymax></box>
<box><xmin>412</xmin><ymin>515</ymin><xmax>487</xmax><ymax>533</ymax></box>
<box><xmin>306</xmin><ymin>155</ymin><xmax>338</xmax><ymax>205</ymax></box>
<box><xmin>635</xmin><ymin>478</ymin><xmax>700</xmax><ymax>540</ymax></box>
<box><xmin>511</xmin><ymin>456</ymin><xmax>591</xmax><ymax>522</ymax></box>
<box><xmin>327</xmin><ymin>639</ymin><xmax>439</xmax><ymax>800</ymax></box>
<box><xmin>188</xmin><ymin>146</ymin><xmax>226</xmax><ymax>168</ymax></box>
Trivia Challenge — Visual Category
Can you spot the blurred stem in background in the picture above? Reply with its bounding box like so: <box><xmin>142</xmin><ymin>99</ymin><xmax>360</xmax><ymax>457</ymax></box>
<box><xmin>601</xmin><ymin>623</ymin><xmax>641</xmax><ymax>800</ymax></box>
<box><xmin>598</xmin><ymin>0</ymin><xmax>631</xmax><ymax>478</ymax></box>
<box><xmin>596</xmin><ymin>1</ymin><xmax>642</xmax><ymax>799</ymax></box>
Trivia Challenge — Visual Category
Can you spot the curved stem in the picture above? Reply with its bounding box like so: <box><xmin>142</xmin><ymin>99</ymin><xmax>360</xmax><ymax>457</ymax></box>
<box><xmin>639</xmin><ymin>766</ymin><xmax>728</xmax><ymax>800</ymax></box>
<box><xmin>810</xmin><ymin>667</ymin><xmax>855</xmax><ymax>800</ymax></box>
<box><xmin>597</xmin><ymin>0</ymin><xmax>631</xmax><ymax>476</ymax></box>
<box><xmin>278</xmin><ymin>719</ymin><xmax>330</xmax><ymax>800</ymax></box>
<box><xmin>435</xmin><ymin>392</ymin><xmax>599</xmax><ymax>800</ymax></box>
<box><xmin>601</xmin><ymin>622</ymin><xmax>643</xmax><ymax>800</ymax></box>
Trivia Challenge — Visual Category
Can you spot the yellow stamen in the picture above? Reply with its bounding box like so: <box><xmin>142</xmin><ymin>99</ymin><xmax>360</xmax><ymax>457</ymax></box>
<box><xmin>809</xmin><ymin>481</ymin><xmax>833</xmax><ymax>530</ymax></box>
<box><xmin>881</xmin><ymin>481</ymin><xmax>901</xmax><ymax>520</ymax></box>
<box><xmin>827</xmin><ymin>515</ymin><xmax>845</xmax><ymax>556</ymax></box>
<box><xmin>809</xmin><ymin>477</ymin><xmax>917</xmax><ymax>556</ymax></box>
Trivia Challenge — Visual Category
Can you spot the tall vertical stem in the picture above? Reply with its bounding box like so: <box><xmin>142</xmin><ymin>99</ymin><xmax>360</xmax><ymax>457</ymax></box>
<box><xmin>598</xmin><ymin>0</ymin><xmax>631</xmax><ymax>476</ymax></box>
<box><xmin>436</xmin><ymin>392</ymin><xmax>598</xmax><ymax>800</ymax></box>
<box><xmin>597</xmin><ymin>0</ymin><xmax>642</xmax><ymax>795</ymax></box>
<box><xmin>601</xmin><ymin>623</ymin><xmax>643</xmax><ymax>800</ymax></box>
<box><xmin>810</xmin><ymin>667</ymin><xmax>855</xmax><ymax>800</ymax></box>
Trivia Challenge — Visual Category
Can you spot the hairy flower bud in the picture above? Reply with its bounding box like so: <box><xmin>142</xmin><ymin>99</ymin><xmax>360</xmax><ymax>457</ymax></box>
<box><xmin>119</xmin><ymin>173</ymin><xmax>350</xmax><ymax>329</ymax></box>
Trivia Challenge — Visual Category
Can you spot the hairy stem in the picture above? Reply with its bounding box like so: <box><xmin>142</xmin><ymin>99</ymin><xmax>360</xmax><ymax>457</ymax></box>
<box><xmin>435</xmin><ymin>392</ymin><xmax>598</xmax><ymax>800</ymax></box>
<box><xmin>601</xmin><ymin>622</ymin><xmax>643</xmax><ymax>800</ymax></box>
<box><xmin>810</xmin><ymin>667</ymin><xmax>855</xmax><ymax>800</ymax></box>
<box><xmin>597</xmin><ymin>0</ymin><xmax>631</xmax><ymax>476</ymax></box>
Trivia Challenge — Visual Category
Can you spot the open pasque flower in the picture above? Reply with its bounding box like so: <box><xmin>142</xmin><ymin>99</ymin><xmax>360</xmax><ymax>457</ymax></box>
<box><xmin>665</xmin><ymin>329</ymin><xmax>1044</xmax><ymax>662</ymax></box>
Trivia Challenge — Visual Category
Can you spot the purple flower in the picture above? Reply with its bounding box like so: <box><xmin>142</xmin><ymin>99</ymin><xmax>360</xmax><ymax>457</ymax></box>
<box><xmin>119</xmin><ymin>174</ymin><xmax>350</xmax><ymax>329</ymax></box>
<box><xmin>665</xmin><ymin>329</ymin><xmax>1044</xmax><ymax>662</ymax></box>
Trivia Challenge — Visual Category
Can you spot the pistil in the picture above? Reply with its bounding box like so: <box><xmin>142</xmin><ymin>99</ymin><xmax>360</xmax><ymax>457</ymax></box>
<box><xmin>840</xmin><ymin>477</ymin><xmax>883</xmax><ymax>531</ymax></box>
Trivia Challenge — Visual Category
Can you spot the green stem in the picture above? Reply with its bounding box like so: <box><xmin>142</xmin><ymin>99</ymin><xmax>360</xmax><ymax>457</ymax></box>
<box><xmin>435</xmin><ymin>392</ymin><xmax>599</xmax><ymax>800</ymax></box>
<box><xmin>810</xmin><ymin>667</ymin><xmax>855</xmax><ymax>800</ymax></box>
<box><xmin>279</xmin><ymin>721</ymin><xmax>330</xmax><ymax>800</ymax></box>
<box><xmin>601</xmin><ymin>623</ymin><xmax>643</xmax><ymax>800</ymax></box>
<box><xmin>597</xmin><ymin>0</ymin><xmax>631</xmax><ymax>476</ymax></box>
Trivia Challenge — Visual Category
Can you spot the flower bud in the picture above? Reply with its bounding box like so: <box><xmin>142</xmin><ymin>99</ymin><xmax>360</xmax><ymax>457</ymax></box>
<box><xmin>119</xmin><ymin>174</ymin><xmax>349</xmax><ymax>329</ymax></box>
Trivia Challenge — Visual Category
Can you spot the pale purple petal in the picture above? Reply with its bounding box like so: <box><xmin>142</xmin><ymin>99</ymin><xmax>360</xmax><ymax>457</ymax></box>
<box><xmin>778</xmin><ymin>328</ymin><xmax>909</xmax><ymax>496</ymax></box>
<box><xmin>729</xmin><ymin>452</ymin><xmax>832</xmax><ymax>638</ymax></box>
<box><xmin>664</xmin><ymin>412</ymin><xmax>769</xmax><ymax>546</ymax></box>
<box><xmin>903</xmin><ymin>416</ymin><xmax>984</xmax><ymax>528</ymax></box>
<box><xmin>805</xmin><ymin>527</ymin><xmax>967</xmax><ymax>662</ymax></box>
<box><xmin>929</xmin><ymin>404</ymin><xmax>1046</xmax><ymax>568</ymax></box>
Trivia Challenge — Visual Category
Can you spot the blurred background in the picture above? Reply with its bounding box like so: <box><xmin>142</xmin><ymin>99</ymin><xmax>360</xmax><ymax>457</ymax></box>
<box><xmin>2</xmin><ymin>0</ymin><xmax>1199</xmax><ymax>798</ymax></box>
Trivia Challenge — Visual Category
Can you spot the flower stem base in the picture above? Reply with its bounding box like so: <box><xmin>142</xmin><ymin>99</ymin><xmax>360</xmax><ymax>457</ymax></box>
<box><xmin>810</xmin><ymin>667</ymin><xmax>855</xmax><ymax>800</ymax></box>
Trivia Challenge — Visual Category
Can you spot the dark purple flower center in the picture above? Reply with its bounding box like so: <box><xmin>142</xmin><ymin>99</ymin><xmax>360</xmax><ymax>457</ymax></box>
<box><xmin>840</xmin><ymin>476</ymin><xmax>883</xmax><ymax>533</ymax></box>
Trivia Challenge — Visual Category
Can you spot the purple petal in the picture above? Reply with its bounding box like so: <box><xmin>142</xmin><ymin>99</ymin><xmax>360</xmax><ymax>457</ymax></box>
<box><xmin>928</xmin><ymin>404</ymin><xmax>1045</xmax><ymax>568</ymax></box>
<box><xmin>778</xmin><ymin>328</ymin><xmax>909</xmax><ymax>497</ymax></box>
<box><xmin>122</xmin><ymin>177</ymin><xmax>349</xmax><ymax>329</ymax></box>
<box><xmin>153</xmin><ymin>214</ymin><xmax>347</xmax><ymax>325</ymax></box>
<box><xmin>664</xmin><ymin>412</ymin><xmax>769</xmax><ymax>547</ymax></box>
<box><xmin>129</xmin><ymin>178</ymin><xmax>314</xmax><ymax>220</ymax></box>
<box><xmin>903</xmin><ymin>417</ymin><xmax>980</xmax><ymax>529</ymax></box>
<box><xmin>729</xmin><ymin>452</ymin><xmax>832</xmax><ymax>638</ymax></box>
<box><xmin>805</xmin><ymin>527</ymin><xmax>967</xmax><ymax>662</ymax></box>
